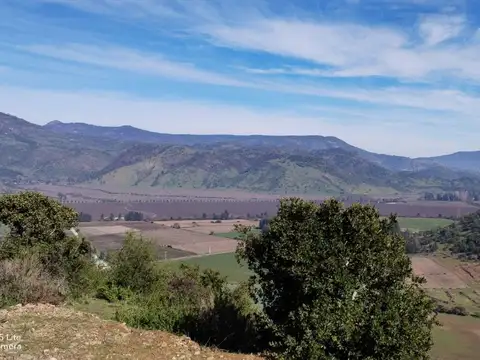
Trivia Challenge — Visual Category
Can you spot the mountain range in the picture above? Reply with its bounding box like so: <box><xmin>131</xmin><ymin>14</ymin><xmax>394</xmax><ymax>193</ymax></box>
<box><xmin>0</xmin><ymin>111</ymin><xmax>479</xmax><ymax>195</ymax></box>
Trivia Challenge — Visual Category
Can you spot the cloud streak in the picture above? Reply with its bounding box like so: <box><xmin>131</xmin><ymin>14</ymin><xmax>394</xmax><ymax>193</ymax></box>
<box><xmin>21</xmin><ymin>44</ymin><xmax>246</xmax><ymax>87</ymax></box>
<box><xmin>2</xmin><ymin>0</ymin><xmax>480</xmax><ymax>156</ymax></box>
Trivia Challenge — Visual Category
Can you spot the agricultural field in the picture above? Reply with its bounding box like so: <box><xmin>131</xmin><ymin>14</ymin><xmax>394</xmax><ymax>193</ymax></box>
<box><xmin>166</xmin><ymin>252</ymin><xmax>252</xmax><ymax>283</ymax></box>
<box><xmin>67</xmin><ymin>198</ymin><xmax>478</xmax><ymax>223</ymax></box>
<box><xmin>412</xmin><ymin>255</ymin><xmax>480</xmax><ymax>315</ymax></box>
<box><xmin>432</xmin><ymin>314</ymin><xmax>480</xmax><ymax>360</ymax></box>
<box><xmin>396</xmin><ymin>217</ymin><xmax>454</xmax><ymax>232</ymax></box>
<box><xmin>78</xmin><ymin>219</ymin><xmax>258</xmax><ymax>260</ymax></box>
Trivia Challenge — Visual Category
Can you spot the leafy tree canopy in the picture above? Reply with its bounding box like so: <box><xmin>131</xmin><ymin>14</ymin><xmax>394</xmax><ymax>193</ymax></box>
<box><xmin>0</xmin><ymin>191</ymin><xmax>93</xmax><ymax>281</ymax></box>
<box><xmin>0</xmin><ymin>191</ymin><xmax>78</xmax><ymax>248</ymax></box>
<box><xmin>237</xmin><ymin>197</ymin><xmax>436</xmax><ymax>360</ymax></box>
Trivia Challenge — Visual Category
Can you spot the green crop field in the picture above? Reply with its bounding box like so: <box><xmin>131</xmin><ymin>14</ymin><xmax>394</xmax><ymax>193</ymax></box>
<box><xmin>171</xmin><ymin>252</ymin><xmax>252</xmax><ymax>283</ymax></box>
<box><xmin>396</xmin><ymin>217</ymin><xmax>454</xmax><ymax>232</ymax></box>
<box><xmin>214</xmin><ymin>231</ymin><xmax>243</xmax><ymax>239</ymax></box>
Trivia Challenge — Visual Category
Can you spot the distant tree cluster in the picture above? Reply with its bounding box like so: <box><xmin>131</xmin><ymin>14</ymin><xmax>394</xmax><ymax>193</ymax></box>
<box><xmin>211</xmin><ymin>210</ymin><xmax>230</xmax><ymax>220</ymax></box>
<box><xmin>78</xmin><ymin>212</ymin><xmax>92</xmax><ymax>222</ymax></box>
<box><xmin>424</xmin><ymin>191</ymin><xmax>480</xmax><ymax>202</ymax></box>
<box><xmin>124</xmin><ymin>211</ymin><xmax>144</xmax><ymax>221</ymax></box>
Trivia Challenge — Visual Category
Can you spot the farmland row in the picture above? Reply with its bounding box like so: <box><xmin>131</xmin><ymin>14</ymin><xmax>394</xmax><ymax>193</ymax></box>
<box><xmin>71</xmin><ymin>200</ymin><xmax>477</xmax><ymax>221</ymax></box>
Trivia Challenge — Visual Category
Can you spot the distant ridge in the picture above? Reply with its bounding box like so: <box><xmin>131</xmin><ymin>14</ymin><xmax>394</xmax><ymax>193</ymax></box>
<box><xmin>0</xmin><ymin>111</ymin><xmax>478</xmax><ymax>195</ymax></box>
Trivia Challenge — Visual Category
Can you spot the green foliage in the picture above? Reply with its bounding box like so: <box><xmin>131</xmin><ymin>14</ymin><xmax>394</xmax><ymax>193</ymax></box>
<box><xmin>124</xmin><ymin>211</ymin><xmax>144</xmax><ymax>221</ymax></box>
<box><xmin>0</xmin><ymin>191</ymin><xmax>78</xmax><ymax>250</ymax></box>
<box><xmin>237</xmin><ymin>197</ymin><xmax>437</xmax><ymax>360</ymax></box>
<box><xmin>413</xmin><ymin>210</ymin><xmax>480</xmax><ymax>258</ymax></box>
<box><xmin>112</xmin><ymin>257</ymin><xmax>264</xmax><ymax>352</ymax></box>
<box><xmin>96</xmin><ymin>282</ymin><xmax>134</xmax><ymax>303</ymax></box>
<box><xmin>0</xmin><ymin>191</ymin><xmax>97</xmax><ymax>300</ymax></box>
<box><xmin>109</xmin><ymin>232</ymin><xmax>158</xmax><ymax>293</ymax></box>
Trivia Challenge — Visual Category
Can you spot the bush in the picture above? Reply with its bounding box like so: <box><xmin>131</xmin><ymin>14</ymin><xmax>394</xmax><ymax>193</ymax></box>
<box><xmin>0</xmin><ymin>255</ymin><xmax>66</xmax><ymax>308</ymax></box>
<box><xmin>0</xmin><ymin>191</ymin><xmax>97</xmax><ymax>300</ymax></box>
<box><xmin>96</xmin><ymin>282</ymin><xmax>135</xmax><ymax>303</ymax></box>
<box><xmin>178</xmin><ymin>282</ymin><xmax>270</xmax><ymax>353</ymax></box>
<box><xmin>435</xmin><ymin>304</ymin><xmax>469</xmax><ymax>316</ymax></box>
<box><xmin>114</xmin><ymin>264</ymin><xmax>268</xmax><ymax>352</ymax></box>
<box><xmin>109</xmin><ymin>232</ymin><xmax>158</xmax><ymax>293</ymax></box>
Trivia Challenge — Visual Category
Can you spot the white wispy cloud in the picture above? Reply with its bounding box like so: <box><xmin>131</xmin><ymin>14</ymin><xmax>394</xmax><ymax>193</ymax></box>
<box><xmin>203</xmin><ymin>17</ymin><xmax>480</xmax><ymax>81</ymax></box>
<box><xmin>17</xmin><ymin>42</ymin><xmax>480</xmax><ymax>118</ymax></box>
<box><xmin>4</xmin><ymin>0</ymin><xmax>480</xmax><ymax>156</ymax></box>
<box><xmin>21</xmin><ymin>44</ymin><xmax>246</xmax><ymax>87</ymax></box>
<box><xmin>25</xmin><ymin>0</ymin><xmax>479</xmax><ymax>84</ymax></box>
<box><xmin>418</xmin><ymin>14</ymin><xmax>466</xmax><ymax>46</ymax></box>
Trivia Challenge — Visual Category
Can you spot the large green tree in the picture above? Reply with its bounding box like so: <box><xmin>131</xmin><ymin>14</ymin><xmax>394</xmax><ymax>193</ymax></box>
<box><xmin>237</xmin><ymin>198</ymin><xmax>436</xmax><ymax>360</ymax></box>
<box><xmin>0</xmin><ymin>191</ymin><xmax>93</xmax><ymax>280</ymax></box>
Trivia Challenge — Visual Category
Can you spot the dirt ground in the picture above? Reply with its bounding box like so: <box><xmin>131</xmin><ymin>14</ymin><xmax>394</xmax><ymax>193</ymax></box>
<box><xmin>0</xmin><ymin>304</ymin><xmax>262</xmax><ymax>360</ymax></box>
<box><xmin>154</xmin><ymin>219</ymin><xmax>258</xmax><ymax>233</ymax></box>
<box><xmin>411</xmin><ymin>257</ymin><xmax>468</xmax><ymax>289</ymax></box>
<box><xmin>79</xmin><ymin>221</ymin><xmax>244</xmax><ymax>257</ymax></box>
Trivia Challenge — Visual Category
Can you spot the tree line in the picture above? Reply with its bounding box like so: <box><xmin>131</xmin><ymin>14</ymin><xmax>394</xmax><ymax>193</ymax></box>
<box><xmin>423</xmin><ymin>191</ymin><xmax>480</xmax><ymax>202</ymax></box>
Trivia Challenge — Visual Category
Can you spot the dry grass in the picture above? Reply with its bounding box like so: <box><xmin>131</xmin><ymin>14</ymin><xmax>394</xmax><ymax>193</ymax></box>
<box><xmin>0</xmin><ymin>256</ymin><xmax>66</xmax><ymax>306</ymax></box>
<box><xmin>0</xmin><ymin>304</ymin><xmax>263</xmax><ymax>360</ymax></box>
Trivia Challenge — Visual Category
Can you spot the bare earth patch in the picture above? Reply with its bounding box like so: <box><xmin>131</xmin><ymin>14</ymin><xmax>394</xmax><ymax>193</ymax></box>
<box><xmin>0</xmin><ymin>304</ymin><xmax>262</xmax><ymax>360</ymax></box>
<box><xmin>411</xmin><ymin>257</ymin><xmax>467</xmax><ymax>289</ymax></box>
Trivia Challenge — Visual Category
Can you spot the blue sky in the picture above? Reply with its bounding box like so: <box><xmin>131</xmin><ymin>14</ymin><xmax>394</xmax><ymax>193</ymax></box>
<box><xmin>0</xmin><ymin>0</ymin><xmax>479</xmax><ymax>157</ymax></box>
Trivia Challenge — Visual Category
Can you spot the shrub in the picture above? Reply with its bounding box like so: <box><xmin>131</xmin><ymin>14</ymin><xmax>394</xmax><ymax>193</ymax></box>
<box><xmin>109</xmin><ymin>232</ymin><xmax>158</xmax><ymax>293</ymax></box>
<box><xmin>96</xmin><ymin>282</ymin><xmax>135</xmax><ymax>303</ymax></box>
<box><xmin>0</xmin><ymin>191</ymin><xmax>97</xmax><ymax>299</ymax></box>
<box><xmin>0</xmin><ymin>255</ymin><xmax>66</xmax><ymax>308</ymax></box>
<box><xmin>178</xmin><ymin>282</ymin><xmax>270</xmax><ymax>353</ymax></box>
<box><xmin>114</xmin><ymin>264</ymin><xmax>268</xmax><ymax>353</ymax></box>
<box><xmin>435</xmin><ymin>304</ymin><xmax>469</xmax><ymax>316</ymax></box>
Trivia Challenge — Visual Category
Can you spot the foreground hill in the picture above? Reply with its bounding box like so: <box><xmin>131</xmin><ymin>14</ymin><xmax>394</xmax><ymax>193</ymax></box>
<box><xmin>0</xmin><ymin>303</ymin><xmax>261</xmax><ymax>360</ymax></box>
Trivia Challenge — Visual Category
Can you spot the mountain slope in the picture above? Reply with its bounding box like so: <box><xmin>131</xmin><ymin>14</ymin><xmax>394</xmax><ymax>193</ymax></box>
<box><xmin>45</xmin><ymin>119</ymin><xmax>480</xmax><ymax>174</ymax></box>
<box><xmin>0</xmin><ymin>112</ymin><xmax>128</xmax><ymax>182</ymax></box>
<box><xmin>89</xmin><ymin>144</ymin><xmax>480</xmax><ymax>195</ymax></box>
<box><xmin>44</xmin><ymin>120</ymin><xmax>420</xmax><ymax>171</ymax></box>
<box><xmin>2</xmin><ymin>112</ymin><xmax>480</xmax><ymax>195</ymax></box>
<box><xmin>421</xmin><ymin>151</ymin><xmax>480</xmax><ymax>173</ymax></box>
